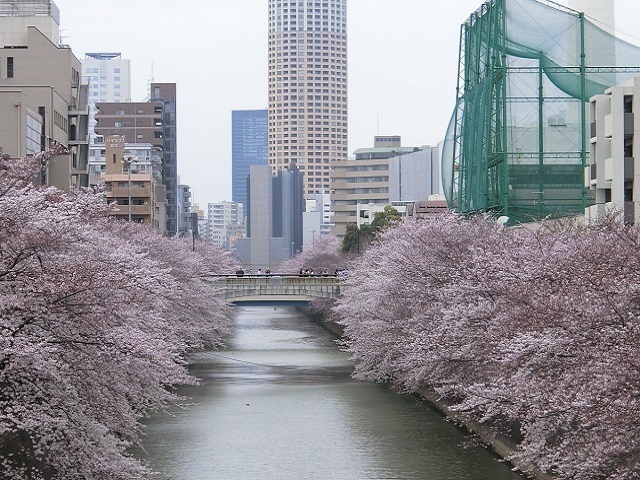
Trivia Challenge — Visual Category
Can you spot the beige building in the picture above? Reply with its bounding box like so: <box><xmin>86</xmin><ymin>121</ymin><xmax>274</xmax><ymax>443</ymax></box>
<box><xmin>331</xmin><ymin>144</ymin><xmax>420</xmax><ymax>236</ymax></box>
<box><xmin>267</xmin><ymin>0</ymin><xmax>347</xmax><ymax>195</ymax></box>
<box><xmin>0</xmin><ymin>1</ymin><xmax>89</xmax><ymax>190</ymax></box>
<box><xmin>95</xmin><ymin>83</ymin><xmax>178</xmax><ymax>235</ymax></box>
<box><xmin>103</xmin><ymin>135</ymin><xmax>163</xmax><ymax>229</ymax></box>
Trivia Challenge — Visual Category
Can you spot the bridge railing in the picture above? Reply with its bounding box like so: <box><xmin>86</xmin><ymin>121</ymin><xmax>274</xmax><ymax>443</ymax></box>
<box><xmin>207</xmin><ymin>274</ymin><xmax>342</xmax><ymax>300</ymax></box>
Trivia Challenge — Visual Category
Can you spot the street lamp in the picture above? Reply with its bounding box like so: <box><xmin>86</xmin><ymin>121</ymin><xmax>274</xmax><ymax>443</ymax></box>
<box><xmin>121</xmin><ymin>156</ymin><xmax>136</xmax><ymax>222</ymax></box>
<box><xmin>311</xmin><ymin>229</ymin><xmax>316</xmax><ymax>247</ymax></box>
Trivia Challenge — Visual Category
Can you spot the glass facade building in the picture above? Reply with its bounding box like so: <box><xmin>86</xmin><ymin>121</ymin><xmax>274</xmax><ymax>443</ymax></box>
<box><xmin>232</xmin><ymin>109</ymin><xmax>268</xmax><ymax>209</ymax></box>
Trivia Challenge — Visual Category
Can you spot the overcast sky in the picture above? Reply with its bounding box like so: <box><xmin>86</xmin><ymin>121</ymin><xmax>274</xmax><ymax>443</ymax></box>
<box><xmin>53</xmin><ymin>0</ymin><xmax>640</xmax><ymax>208</ymax></box>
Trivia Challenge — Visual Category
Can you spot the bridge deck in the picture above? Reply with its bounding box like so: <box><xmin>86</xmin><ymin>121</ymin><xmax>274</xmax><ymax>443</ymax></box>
<box><xmin>209</xmin><ymin>274</ymin><xmax>342</xmax><ymax>303</ymax></box>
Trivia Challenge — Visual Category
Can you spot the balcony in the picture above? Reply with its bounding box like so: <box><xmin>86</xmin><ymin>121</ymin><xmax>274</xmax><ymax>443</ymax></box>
<box><xmin>114</xmin><ymin>204</ymin><xmax>152</xmax><ymax>216</ymax></box>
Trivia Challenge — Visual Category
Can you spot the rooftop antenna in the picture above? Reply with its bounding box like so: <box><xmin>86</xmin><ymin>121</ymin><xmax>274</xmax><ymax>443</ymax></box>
<box><xmin>377</xmin><ymin>112</ymin><xmax>380</xmax><ymax>135</ymax></box>
<box><xmin>147</xmin><ymin>61</ymin><xmax>155</xmax><ymax>99</ymax></box>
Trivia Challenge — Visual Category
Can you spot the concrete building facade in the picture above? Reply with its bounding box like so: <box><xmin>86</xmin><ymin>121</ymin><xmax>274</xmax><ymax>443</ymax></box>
<box><xmin>177</xmin><ymin>184</ymin><xmax>192</xmax><ymax>236</ymax></box>
<box><xmin>303</xmin><ymin>192</ymin><xmax>332</xmax><ymax>249</ymax></box>
<box><xmin>0</xmin><ymin>0</ymin><xmax>89</xmax><ymax>190</ymax></box>
<box><xmin>236</xmin><ymin>164</ymin><xmax>304</xmax><ymax>269</ymax></box>
<box><xmin>232</xmin><ymin>109</ymin><xmax>268</xmax><ymax>210</ymax></box>
<box><xmin>586</xmin><ymin>77</ymin><xmax>640</xmax><ymax>224</ymax></box>
<box><xmin>268</xmin><ymin>0</ymin><xmax>348</xmax><ymax>195</ymax></box>
<box><xmin>389</xmin><ymin>145</ymin><xmax>440</xmax><ymax>203</ymax></box>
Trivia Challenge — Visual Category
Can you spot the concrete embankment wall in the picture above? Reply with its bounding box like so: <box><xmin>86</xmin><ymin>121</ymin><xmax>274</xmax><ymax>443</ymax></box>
<box><xmin>300</xmin><ymin>303</ymin><xmax>553</xmax><ymax>480</ymax></box>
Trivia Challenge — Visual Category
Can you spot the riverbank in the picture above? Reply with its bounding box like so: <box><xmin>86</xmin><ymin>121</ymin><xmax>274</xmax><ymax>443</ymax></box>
<box><xmin>300</xmin><ymin>301</ymin><xmax>553</xmax><ymax>480</ymax></box>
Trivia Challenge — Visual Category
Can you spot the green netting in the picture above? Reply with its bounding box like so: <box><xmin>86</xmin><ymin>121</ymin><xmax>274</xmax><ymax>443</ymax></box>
<box><xmin>442</xmin><ymin>0</ymin><xmax>640</xmax><ymax>223</ymax></box>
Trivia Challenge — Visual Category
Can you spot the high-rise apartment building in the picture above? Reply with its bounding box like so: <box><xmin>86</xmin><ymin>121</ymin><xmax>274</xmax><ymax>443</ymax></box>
<box><xmin>232</xmin><ymin>109</ymin><xmax>268</xmax><ymax>209</ymax></box>
<box><xmin>81</xmin><ymin>53</ymin><xmax>131</xmax><ymax>141</ymax></box>
<box><xmin>95</xmin><ymin>83</ymin><xmax>178</xmax><ymax>235</ymax></box>
<box><xmin>268</xmin><ymin>0</ymin><xmax>348</xmax><ymax>195</ymax></box>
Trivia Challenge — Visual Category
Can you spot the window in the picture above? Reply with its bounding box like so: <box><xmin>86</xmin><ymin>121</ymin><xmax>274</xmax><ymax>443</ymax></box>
<box><xmin>7</xmin><ymin>57</ymin><xmax>13</xmax><ymax>78</ymax></box>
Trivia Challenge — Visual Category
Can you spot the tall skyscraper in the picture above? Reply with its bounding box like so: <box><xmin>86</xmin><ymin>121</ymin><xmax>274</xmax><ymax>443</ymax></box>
<box><xmin>268</xmin><ymin>0</ymin><xmax>348</xmax><ymax>195</ymax></box>
<box><xmin>81</xmin><ymin>53</ymin><xmax>132</xmax><ymax>141</ymax></box>
<box><xmin>232</xmin><ymin>109</ymin><xmax>268</xmax><ymax>209</ymax></box>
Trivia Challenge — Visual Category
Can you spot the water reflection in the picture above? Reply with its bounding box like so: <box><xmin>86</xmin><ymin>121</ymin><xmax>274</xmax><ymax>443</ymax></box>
<box><xmin>140</xmin><ymin>306</ymin><xmax>523</xmax><ymax>480</ymax></box>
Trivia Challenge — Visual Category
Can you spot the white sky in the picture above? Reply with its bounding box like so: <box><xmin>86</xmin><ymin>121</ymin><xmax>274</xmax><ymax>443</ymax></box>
<box><xmin>53</xmin><ymin>0</ymin><xmax>640</xmax><ymax>208</ymax></box>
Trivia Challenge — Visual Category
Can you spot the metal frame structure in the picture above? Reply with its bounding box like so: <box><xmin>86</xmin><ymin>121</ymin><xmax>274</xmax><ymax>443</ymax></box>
<box><xmin>445</xmin><ymin>0</ymin><xmax>640</xmax><ymax>223</ymax></box>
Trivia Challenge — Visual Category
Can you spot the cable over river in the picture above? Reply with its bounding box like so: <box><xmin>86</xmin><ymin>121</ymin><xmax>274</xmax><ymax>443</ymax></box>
<box><xmin>139</xmin><ymin>306</ymin><xmax>525</xmax><ymax>480</ymax></box>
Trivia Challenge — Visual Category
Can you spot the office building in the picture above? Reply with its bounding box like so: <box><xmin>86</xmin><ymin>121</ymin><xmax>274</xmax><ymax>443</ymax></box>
<box><xmin>236</xmin><ymin>164</ymin><xmax>304</xmax><ymax>269</ymax></box>
<box><xmin>81</xmin><ymin>53</ymin><xmax>131</xmax><ymax>141</ymax></box>
<box><xmin>331</xmin><ymin>137</ymin><xmax>440</xmax><ymax>236</ymax></box>
<box><xmin>0</xmin><ymin>0</ymin><xmax>89</xmax><ymax>190</ymax></box>
<box><xmin>95</xmin><ymin>83</ymin><xmax>178</xmax><ymax>235</ymax></box>
<box><xmin>268</xmin><ymin>0</ymin><xmax>348</xmax><ymax>195</ymax></box>
<box><xmin>389</xmin><ymin>145</ymin><xmax>440</xmax><ymax>203</ymax></box>
<box><xmin>232</xmin><ymin>109</ymin><xmax>268</xmax><ymax>210</ymax></box>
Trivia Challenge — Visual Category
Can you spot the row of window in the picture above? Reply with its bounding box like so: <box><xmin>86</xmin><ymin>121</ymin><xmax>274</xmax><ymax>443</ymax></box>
<box><xmin>53</xmin><ymin>110</ymin><xmax>68</xmax><ymax>133</ymax></box>
<box><xmin>85</xmin><ymin>67</ymin><xmax>122</xmax><ymax>74</ymax></box>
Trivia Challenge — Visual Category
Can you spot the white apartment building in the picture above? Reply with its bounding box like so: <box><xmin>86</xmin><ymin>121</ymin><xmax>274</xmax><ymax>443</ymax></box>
<box><xmin>207</xmin><ymin>201</ymin><xmax>244</xmax><ymax>249</ymax></box>
<box><xmin>303</xmin><ymin>192</ymin><xmax>332</xmax><ymax>249</ymax></box>
<box><xmin>268</xmin><ymin>0</ymin><xmax>348</xmax><ymax>195</ymax></box>
<box><xmin>586</xmin><ymin>77</ymin><xmax>640</xmax><ymax>224</ymax></box>
<box><xmin>82</xmin><ymin>53</ymin><xmax>131</xmax><ymax>141</ymax></box>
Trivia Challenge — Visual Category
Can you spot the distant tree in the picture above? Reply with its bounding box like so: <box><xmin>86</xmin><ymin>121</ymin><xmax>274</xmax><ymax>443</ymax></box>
<box><xmin>370</xmin><ymin>205</ymin><xmax>402</xmax><ymax>231</ymax></box>
<box><xmin>0</xmin><ymin>147</ymin><xmax>234</xmax><ymax>479</ymax></box>
<box><xmin>341</xmin><ymin>206</ymin><xmax>401</xmax><ymax>254</ymax></box>
<box><xmin>341</xmin><ymin>223</ymin><xmax>373</xmax><ymax>254</ymax></box>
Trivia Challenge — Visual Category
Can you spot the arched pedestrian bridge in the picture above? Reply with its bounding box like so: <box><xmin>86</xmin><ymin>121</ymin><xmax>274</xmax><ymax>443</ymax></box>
<box><xmin>208</xmin><ymin>274</ymin><xmax>343</xmax><ymax>304</ymax></box>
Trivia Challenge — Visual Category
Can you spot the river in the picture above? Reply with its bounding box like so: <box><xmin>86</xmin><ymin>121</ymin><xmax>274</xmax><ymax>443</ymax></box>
<box><xmin>140</xmin><ymin>306</ymin><xmax>524</xmax><ymax>480</ymax></box>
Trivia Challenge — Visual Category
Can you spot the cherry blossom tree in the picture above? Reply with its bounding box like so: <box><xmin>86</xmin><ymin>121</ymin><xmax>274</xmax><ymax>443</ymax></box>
<box><xmin>333</xmin><ymin>212</ymin><xmax>640</xmax><ymax>479</ymax></box>
<box><xmin>279</xmin><ymin>233</ymin><xmax>351</xmax><ymax>274</ymax></box>
<box><xmin>0</xmin><ymin>148</ymin><xmax>235</xmax><ymax>479</ymax></box>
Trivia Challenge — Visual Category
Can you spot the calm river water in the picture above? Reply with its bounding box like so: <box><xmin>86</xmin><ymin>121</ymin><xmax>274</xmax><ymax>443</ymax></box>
<box><xmin>140</xmin><ymin>306</ymin><xmax>524</xmax><ymax>480</ymax></box>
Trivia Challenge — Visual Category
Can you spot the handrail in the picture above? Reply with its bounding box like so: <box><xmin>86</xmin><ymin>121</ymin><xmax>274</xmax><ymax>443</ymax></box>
<box><xmin>208</xmin><ymin>274</ymin><xmax>341</xmax><ymax>278</ymax></box>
